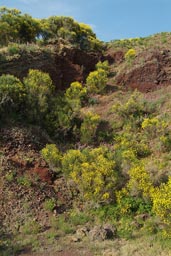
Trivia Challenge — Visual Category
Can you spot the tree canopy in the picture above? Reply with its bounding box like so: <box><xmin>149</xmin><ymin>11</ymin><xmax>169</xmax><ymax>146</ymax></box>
<box><xmin>0</xmin><ymin>7</ymin><xmax>102</xmax><ymax>51</ymax></box>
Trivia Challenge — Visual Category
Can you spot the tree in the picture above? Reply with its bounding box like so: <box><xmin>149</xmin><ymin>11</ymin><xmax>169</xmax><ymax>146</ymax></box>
<box><xmin>0</xmin><ymin>7</ymin><xmax>41</xmax><ymax>45</ymax></box>
<box><xmin>40</xmin><ymin>15</ymin><xmax>102</xmax><ymax>50</ymax></box>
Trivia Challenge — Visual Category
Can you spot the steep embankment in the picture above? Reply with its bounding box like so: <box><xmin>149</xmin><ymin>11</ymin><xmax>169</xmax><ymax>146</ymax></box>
<box><xmin>0</xmin><ymin>125</ymin><xmax>77</xmax><ymax>232</ymax></box>
<box><xmin>3</xmin><ymin>36</ymin><xmax>171</xmax><ymax>94</ymax></box>
<box><xmin>0</xmin><ymin>46</ymin><xmax>101</xmax><ymax>90</ymax></box>
<box><xmin>107</xmin><ymin>33</ymin><xmax>171</xmax><ymax>92</ymax></box>
<box><xmin>115</xmin><ymin>49</ymin><xmax>171</xmax><ymax>92</ymax></box>
<box><xmin>3</xmin><ymin>33</ymin><xmax>171</xmax><ymax>256</ymax></box>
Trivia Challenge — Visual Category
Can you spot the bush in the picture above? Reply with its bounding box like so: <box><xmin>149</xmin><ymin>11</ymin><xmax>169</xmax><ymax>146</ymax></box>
<box><xmin>65</xmin><ymin>81</ymin><xmax>87</xmax><ymax>114</ymax></box>
<box><xmin>151</xmin><ymin>177</ymin><xmax>171</xmax><ymax>235</ymax></box>
<box><xmin>117</xmin><ymin>217</ymin><xmax>134</xmax><ymax>239</ymax></box>
<box><xmin>69</xmin><ymin>210</ymin><xmax>90</xmax><ymax>226</ymax></box>
<box><xmin>7</xmin><ymin>43</ymin><xmax>20</xmax><ymax>55</ymax></box>
<box><xmin>62</xmin><ymin>147</ymin><xmax>117</xmax><ymax>202</ymax></box>
<box><xmin>17</xmin><ymin>175</ymin><xmax>32</xmax><ymax>187</ymax></box>
<box><xmin>55</xmin><ymin>216</ymin><xmax>74</xmax><ymax>234</ymax></box>
<box><xmin>41</xmin><ymin>144</ymin><xmax>61</xmax><ymax>173</ymax></box>
<box><xmin>116</xmin><ymin>164</ymin><xmax>153</xmax><ymax>216</ymax></box>
<box><xmin>24</xmin><ymin>69</ymin><xmax>54</xmax><ymax>123</ymax></box>
<box><xmin>61</xmin><ymin>148</ymin><xmax>85</xmax><ymax>175</ymax></box>
<box><xmin>43</xmin><ymin>198</ymin><xmax>56</xmax><ymax>212</ymax></box>
<box><xmin>95</xmin><ymin>60</ymin><xmax>109</xmax><ymax>74</ymax></box>
<box><xmin>0</xmin><ymin>74</ymin><xmax>25</xmax><ymax>115</ymax></box>
<box><xmin>21</xmin><ymin>220</ymin><xmax>41</xmax><ymax>235</ymax></box>
<box><xmin>124</xmin><ymin>48</ymin><xmax>136</xmax><ymax>61</ymax></box>
<box><xmin>127</xmin><ymin>165</ymin><xmax>153</xmax><ymax>199</ymax></box>
<box><xmin>86</xmin><ymin>68</ymin><xmax>108</xmax><ymax>93</ymax></box>
<box><xmin>111</xmin><ymin>90</ymin><xmax>154</xmax><ymax>130</ymax></box>
<box><xmin>80</xmin><ymin>111</ymin><xmax>100</xmax><ymax>144</ymax></box>
<box><xmin>142</xmin><ymin>117</ymin><xmax>167</xmax><ymax>138</ymax></box>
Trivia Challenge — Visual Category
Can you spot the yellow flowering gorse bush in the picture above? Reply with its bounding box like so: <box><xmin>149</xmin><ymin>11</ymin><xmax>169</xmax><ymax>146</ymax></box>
<box><xmin>124</xmin><ymin>48</ymin><xmax>136</xmax><ymax>61</ymax></box>
<box><xmin>62</xmin><ymin>147</ymin><xmax>117</xmax><ymax>202</ymax></box>
<box><xmin>80</xmin><ymin>111</ymin><xmax>100</xmax><ymax>144</ymax></box>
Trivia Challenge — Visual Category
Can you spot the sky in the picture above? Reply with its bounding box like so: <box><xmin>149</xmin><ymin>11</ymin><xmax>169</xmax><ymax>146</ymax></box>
<box><xmin>1</xmin><ymin>0</ymin><xmax>171</xmax><ymax>42</ymax></box>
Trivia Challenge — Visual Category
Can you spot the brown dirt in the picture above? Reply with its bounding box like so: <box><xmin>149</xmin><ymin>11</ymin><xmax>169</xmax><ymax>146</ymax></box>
<box><xmin>103</xmin><ymin>49</ymin><xmax>124</xmax><ymax>64</ymax></box>
<box><xmin>0</xmin><ymin>46</ymin><xmax>101</xmax><ymax>90</ymax></box>
<box><xmin>115</xmin><ymin>49</ymin><xmax>171</xmax><ymax>92</ymax></box>
<box><xmin>19</xmin><ymin>250</ymin><xmax>93</xmax><ymax>256</ymax></box>
<box><xmin>0</xmin><ymin>125</ymin><xmax>77</xmax><ymax>234</ymax></box>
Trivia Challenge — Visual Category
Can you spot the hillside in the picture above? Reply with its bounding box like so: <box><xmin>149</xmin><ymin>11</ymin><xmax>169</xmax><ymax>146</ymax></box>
<box><xmin>2</xmin><ymin>7</ymin><xmax>171</xmax><ymax>256</ymax></box>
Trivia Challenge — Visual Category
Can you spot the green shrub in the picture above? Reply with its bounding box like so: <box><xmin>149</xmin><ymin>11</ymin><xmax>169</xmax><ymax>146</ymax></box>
<box><xmin>62</xmin><ymin>147</ymin><xmax>117</xmax><ymax>202</ymax></box>
<box><xmin>117</xmin><ymin>217</ymin><xmax>134</xmax><ymax>239</ymax></box>
<box><xmin>88</xmin><ymin>97</ymin><xmax>99</xmax><ymax>105</ymax></box>
<box><xmin>95</xmin><ymin>60</ymin><xmax>109</xmax><ymax>74</ymax></box>
<box><xmin>91</xmin><ymin>204</ymin><xmax>118</xmax><ymax>222</ymax></box>
<box><xmin>124</xmin><ymin>48</ymin><xmax>136</xmax><ymax>62</ymax></box>
<box><xmin>111</xmin><ymin>90</ymin><xmax>154</xmax><ymax>130</ymax></box>
<box><xmin>151</xmin><ymin>177</ymin><xmax>171</xmax><ymax>236</ymax></box>
<box><xmin>65</xmin><ymin>81</ymin><xmax>87</xmax><ymax>114</ymax></box>
<box><xmin>0</xmin><ymin>74</ymin><xmax>25</xmax><ymax>114</ymax></box>
<box><xmin>41</xmin><ymin>144</ymin><xmax>61</xmax><ymax>173</ymax></box>
<box><xmin>142</xmin><ymin>117</ymin><xmax>168</xmax><ymax>138</ymax></box>
<box><xmin>86</xmin><ymin>68</ymin><xmax>108</xmax><ymax>93</ymax></box>
<box><xmin>61</xmin><ymin>148</ymin><xmax>86</xmax><ymax>176</ymax></box>
<box><xmin>21</xmin><ymin>220</ymin><xmax>41</xmax><ymax>235</ymax></box>
<box><xmin>69</xmin><ymin>211</ymin><xmax>90</xmax><ymax>226</ymax></box>
<box><xmin>127</xmin><ymin>165</ymin><xmax>153</xmax><ymax>199</ymax></box>
<box><xmin>80</xmin><ymin>111</ymin><xmax>100</xmax><ymax>144</ymax></box>
<box><xmin>24</xmin><ymin>69</ymin><xmax>54</xmax><ymax>123</ymax></box>
<box><xmin>7</xmin><ymin>43</ymin><xmax>20</xmax><ymax>55</ymax></box>
<box><xmin>43</xmin><ymin>198</ymin><xmax>56</xmax><ymax>212</ymax></box>
<box><xmin>116</xmin><ymin>164</ymin><xmax>153</xmax><ymax>215</ymax></box>
<box><xmin>5</xmin><ymin>171</ymin><xmax>16</xmax><ymax>182</ymax></box>
<box><xmin>17</xmin><ymin>175</ymin><xmax>32</xmax><ymax>187</ymax></box>
<box><xmin>55</xmin><ymin>216</ymin><xmax>74</xmax><ymax>234</ymax></box>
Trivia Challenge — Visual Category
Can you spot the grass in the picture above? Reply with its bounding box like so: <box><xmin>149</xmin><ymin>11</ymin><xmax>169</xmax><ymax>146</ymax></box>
<box><xmin>108</xmin><ymin>32</ymin><xmax>171</xmax><ymax>51</ymax></box>
<box><xmin>20</xmin><ymin>220</ymin><xmax>41</xmax><ymax>235</ymax></box>
<box><xmin>43</xmin><ymin>198</ymin><xmax>56</xmax><ymax>212</ymax></box>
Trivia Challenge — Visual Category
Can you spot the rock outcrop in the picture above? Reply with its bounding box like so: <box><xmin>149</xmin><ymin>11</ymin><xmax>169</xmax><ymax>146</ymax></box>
<box><xmin>0</xmin><ymin>46</ymin><xmax>101</xmax><ymax>90</ymax></box>
<box><xmin>115</xmin><ymin>49</ymin><xmax>171</xmax><ymax>92</ymax></box>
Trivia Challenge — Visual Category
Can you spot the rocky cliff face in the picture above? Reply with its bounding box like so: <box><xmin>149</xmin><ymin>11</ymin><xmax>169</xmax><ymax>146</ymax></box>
<box><xmin>115</xmin><ymin>49</ymin><xmax>171</xmax><ymax>92</ymax></box>
<box><xmin>2</xmin><ymin>44</ymin><xmax>171</xmax><ymax>93</ymax></box>
<box><xmin>0</xmin><ymin>47</ymin><xmax>101</xmax><ymax>90</ymax></box>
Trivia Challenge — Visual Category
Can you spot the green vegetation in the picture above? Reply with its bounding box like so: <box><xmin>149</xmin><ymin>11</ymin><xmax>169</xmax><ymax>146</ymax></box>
<box><xmin>65</xmin><ymin>81</ymin><xmax>87</xmax><ymax>114</ymax></box>
<box><xmin>124</xmin><ymin>48</ymin><xmax>136</xmax><ymax>62</ymax></box>
<box><xmin>3</xmin><ymin>5</ymin><xmax>171</xmax><ymax>255</ymax></box>
<box><xmin>24</xmin><ymin>69</ymin><xmax>54</xmax><ymax>123</ymax></box>
<box><xmin>86</xmin><ymin>61</ymin><xmax>109</xmax><ymax>93</ymax></box>
<box><xmin>0</xmin><ymin>7</ymin><xmax>102</xmax><ymax>51</ymax></box>
<box><xmin>39</xmin><ymin>88</ymin><xmax>171</xmax><ymax>240</ymax></box>
<box><xmin>80</xmin><ymin>111</ymin><xmax>100</xmax><ymax>144</ymax></box>
<box><xmin>0</xmin><ymin>74</ymin><xmax>25</xmax><ymax>117</ymax></box>
<box><xmin>43</xmin><ymin>198</ymin><xmax>56</xmax><ymax>212</ymax></box>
